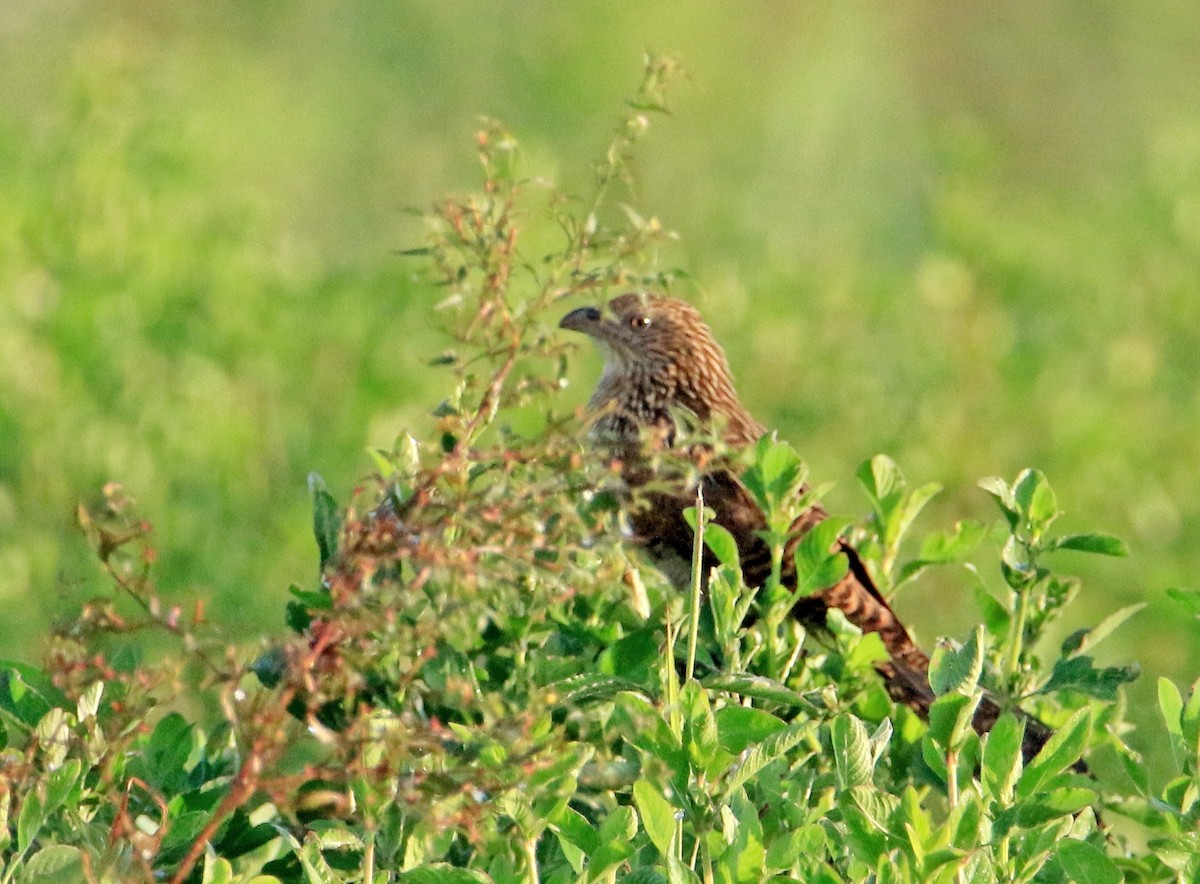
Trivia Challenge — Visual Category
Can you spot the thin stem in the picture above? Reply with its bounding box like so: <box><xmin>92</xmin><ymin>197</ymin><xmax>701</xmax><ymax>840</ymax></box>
<box><xmin>764</xmin><ymin>538</ymin><xmax>786</xmax><ymax>680</ymax></box>
<box><xmin>523</xmin><ymin>834</ymin><xmax>539</xmax><ymax>884</ymax></box>
<box><xmin>778</xmin><ymin>624</ymin><xmax>805</xmax><ymax>684</ymax></box>
<box><xmin>701</xmin><ymin>840</ymin><xmax>714</xmax><ymax>884</ymax></box>
<box><xmin>665</xmin><ymin>611</ymin><xmax>682</xmax><ymax>738</ymax></box>
<box><xmin>686</xmin><ymin>484</ymin><xmax>705</xmax><ymax>684</ymax></box>
<box><xmin>363</xmin><ymin>828</ymin><xmax>376</xmax><ymax>884</ymax></box>
<box><xmin>946</xmin><ymin>748</ymin><xmax>959</xmax><ymax>809</ymax></box>
<box><xmin>1006</xmin><ymin>584</ymin><xmax>1031</xmax><ymax>678</ymax></box>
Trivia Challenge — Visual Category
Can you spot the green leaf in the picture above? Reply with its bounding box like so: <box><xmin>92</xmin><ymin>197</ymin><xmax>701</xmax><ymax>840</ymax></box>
<box><xmin>703</xmin><ymin>673</ymin><xmax>818</xmax><ymax>711</ymax></box>
<box><xmin>999</xmin><ymin>535</ymin><xmax>1037</xmax><ymax>589</ymax></box>
<box><xmin>978</xmin><ymin>476</ymin><xmax>1018</xmax><ymax>530</ymax></box>
<box><xmin>76</xmin><ymin>681</ymin><xmax>103</xmax><ymax>721</ymax></box>
<box><xmin>959</xmin><ymin>851</ymin><xmax>999</xmax><ymax>883</ymax></box>
<box><xmin>765</xmin><ymin>824</ymin><xmax>826</xmax><ymax>873</ymax></box>
<box><xmin>981</xmin><ymin>714</ymin><xmax>1024</xmax><ymax>803</ymax></box>
<box><xmin>743</xmin><ymin>436</ymin><xmax>806</xmax><ymax>513</ymax></box>
<box><xmin>716</xmin><ymin>789</ymin><xmax>766</xmax><ymax>884</ymax></box>
<box><xmin>0</xmin><ymin>663</ymin><xmax>67</xmax><ymax>727</ymax></box>
<box><xmin>702</xmin><ymin>522</ymin><xmax>740</xmax><ymax>570</ymax></box>
<box><xmin>162</xmin><ymin>810</ymin><xmax>215</xmax><ymax>855</ymax></box>
<box><xmin>1048</xmin><ymin>533</ymin><xmax>1128</xmax><ymax>557</ymax></box>
<box><xmin>845</xmin><ymin>632</ymin><xmax>889</xmax><ymax>671</ymax></box>
<box><xmin>590</xmin><ymin>805</ymin><xmax>638</xmax><ymax>876</ymax></box>
<box><xmin>140</xmin><ymin>712</ymin><xmax>197</xmax><ymax>793</ymax></box>
<box><xmin>840</xmin><ymin>804</ymin><xmax>890</xmax><ymax>866</ymax></box>
<box><xmin>925</xmin><ymin>692</ymin><xmax>978</xmax><ymax>752</ymax></box>
<box><xmin>868</xmin><ymin>719</ymin><xmax>893</xmax><ymax>768</ymax></box>
<box><xmin>308</xmin><ymin>472</ymin><xmax>341</xmax><ymax>571</ymax></box>
<box><xmin>894</xmin><ymin>785</ymin><xmax>931</xmax><ymax>862</ymax></box>
<box><xmin>759</xmin><ymin>438</ymin><xmax>803</xmax><ymax>498</ymax></box>
<box><xmin>1147</xmin><ymin>833</ymin><xmax>1200</xmax><ymax>875</ymax></box>
<box><xmin>855</xmin><ymin>783</ymin><xmax>901</xmax><ymax>834</ymax></box>
<box><xmin>395</xmin><ymin>864</ymin><xmax>490</xmax><ymax>884</ymax></box>
<box><xmin>831</xmin><ymin>714</ymin><xmax>873</xmax><ymax>788</ymax></box>
<box><xmin>857</xmin><ymin>454</ymin><xmax>904</xmax><ymax>504</ymax></box>
<box><xmin>598</xmin><ymin>627</ymin><xmax>662</xmax><ymax>683</ymax></box>
<box><xmin>667</xmin><ymin>852</ymin><xmax>703</xmax><ymax>884</ymax></box>
<box><xmin>552</xmin><ymin>806</ymin><xmax>599</xmax><ymax>854</ymax></box>
<box><xmin>213</xmin><ymin>808</ymin><xmax>280</xmax><ymax>864</ymax></box>
<box><xmin>634</xmin><ymin>779</ymin><xmax>677</xmax><ymax>856</ymax></box>
<box><xmin>1039</xmin><ymin>656</ymin><xmax>1140</xmax><ymax>701</ymax></box>
<box><xmin>722</xmin><ymin>720</ymin><xmax>816</xmax><ymax>799</ymax></box>
<box><xmin>1182</xmin><ymin>675</ymin><xmax>1200</xmax><ymax>751</ymax></box>
<box><xmin>709</xmin><ymin>565</ymin><xmax>752</xmax><ymax>643</ymax></box>
<box><xmin>681</xmin><ymin>503</ymin><xmax>716</xmax><ymax>534</ymax></box>
<box><xmin>715</xmin><ymin>706</ymin><xmax>787</xmax><ymax>754</ymax></box>
<box><xmin>202</xmin><ymin>853</ymin><xmax>234</xmax><ymax>884</ymax></box>
<box><xmin>35</xmin><ymin>707</ymin><xmax>71</xmax><ymax>770</ymax></box>
<box><xmin>288</xmin><ymin>584</ymin><xmax>334</xmax><ymax>611</ymax></box>
<box><xmin>918</xmin><ymin>520</ymin><xmax>986</xmax><ymax>563</ymax></box>
<box><xmin>791</xmin><ymin>518</ymin><xmax>851</xmax><ymax>596</ymax></box>
<box><xmin>614</xmin><ymin>693</ymin><xmax>689</xmax><ymax>790</ymax></box>
<box><xmin>21</xmin><ymin>845</ymin><xmax>87</xmax><ymax>884</ymax></box>
<box><xmin>1060</xmin><ymin>603</ymin><xmax>1145</xmax><ymax>656</ymax></box>
<box><xmin>945</xmin><ymin>792</ymin><xmax>984</xmax><ymax>852</ymax></box>
<box><xmin>928</xmin><ymin>626</ymin><xmax>984</xmax><ymax>696</ymax></box>
<box><xmin>494</xmin><ymin>790</ymin><xmax>535</xmax><ymax>840</ymax></box>
<box><xmin>1110</xmin><ymin>742</ymin><xmax>1149</xmax><ymax>793</ymax></box>
<box><xmin>681</xmin><ymin>681</ymin><xmax>725</xmax><ymax>779</ymax></box>
<box><xmin>17</xmin><ymin>788</ymin><xmax>45</xmax><ymax>855</ymax></box>
<box><xmin>44</xmin><ymin>758</ymin><xmax>82</xmax><ymax>817</ymax></box>
<box><xmin>1013</xmin><ymin>468</ymin><xmax>1058</xmax><ymax>530</ymax></box>
<box><xmin>1166</xmin><ymin>586</ymin><xmax>1200</xmax><ymax>618</ymax></box>
<box><xmin>284</xmin><ymin>601</ymin><xmax>313</xmax><ymax>635</ymax></box>
<box><xmin>552</xmin><ymin>674</ymin><xmax>652</xmax><ymax>706</ymax></box>
<box><xmin>366</xmin><ymin>446</ymin><xmax>397</xmax><ymax>479</ymax></box>
<box><xmin>1055</xmin><ymin>839</ymin><xmax>1121</xmax><ymax>884</ymax></box>
<box><xmin>973</xmin><ymin>586</ymin><xmax>1010</xmax><ymax>637</ymax></box>
<box><xmin>885</xmin><ymin>481</ymin><xmax>943</xmax><ymax>550</ymax></box>
<box><xmin>624</xmin><ymin>870</ymin><xmax>669</xmax><ymax>884</ymax></box>
<box><xmin>297</xmin><ymin>831</ymin><xmax>341</xmax><ymax>883</ymax></box>
<box><xmin>1014</xmin><ymin>786</ymin><xmax>1096</xmax><ymax>826</ymax></box>
<box><xmin>1159</xmin><ymin>677</ymin><xmax>1187</xmax><ymax>767</ymax></box>
<box><xmin>1017</xmin><ymin>707</ymin><xmax>1091</xmax><ymax>798</ymax></box>
<box><xmin>898</xmin><ymin>520</ymin><xmax>987</xmax><ymax>584</ymax></box>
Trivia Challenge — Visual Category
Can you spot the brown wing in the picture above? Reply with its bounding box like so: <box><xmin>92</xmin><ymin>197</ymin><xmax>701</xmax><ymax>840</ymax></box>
<box><xmin>626</xmin><ymin>463</ymin><xmax>1072</xmax><ymax>768</ymax></box>
<box><xmin>626</xmin><ymin>464</ymin><xmax>932</xmax><ymax>688</ymax></box>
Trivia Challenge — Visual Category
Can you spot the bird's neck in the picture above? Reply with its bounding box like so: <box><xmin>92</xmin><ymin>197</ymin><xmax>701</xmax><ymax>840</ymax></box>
<box><xmin>588</xmin><ymin>358</ymin><xmax>764</xmax><ymax>448</ymax></box>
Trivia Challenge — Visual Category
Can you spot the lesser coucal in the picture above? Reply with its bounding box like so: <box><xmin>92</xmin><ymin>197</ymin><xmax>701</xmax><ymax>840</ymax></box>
<box><xmin>561</xmin><ymin>292</ymin><xmax>1062</xmax><ymax>763</ymax></box>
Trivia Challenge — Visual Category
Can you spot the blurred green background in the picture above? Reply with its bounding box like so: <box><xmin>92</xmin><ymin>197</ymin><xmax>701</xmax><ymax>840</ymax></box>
<box><xmin>2</xmin><ymin>2</ymin><xmax>1198</xmax><ymax>767</ymax></box>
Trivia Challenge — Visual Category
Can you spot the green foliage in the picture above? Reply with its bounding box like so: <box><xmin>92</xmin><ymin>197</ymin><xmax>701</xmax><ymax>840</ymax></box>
<box><xmin>1</xmin><ymin>55</ymin><xmax>1196</xmax><ymax>884</ymax></box>
<box><xmin>856</xmin><ymin>455</ymin><xmax>985</xmax><ymax>594</ymax></box>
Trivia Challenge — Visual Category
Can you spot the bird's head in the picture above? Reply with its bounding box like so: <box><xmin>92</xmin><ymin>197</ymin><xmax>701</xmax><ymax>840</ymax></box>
<box><xmin>559</xmin><ymin>293</ymin><xmax>763</xmax><ymax>445</ymax></box>
<box><xmin>559</xmin><ymin>292</ymin><xmax>713</xmax><ymax>371</ymax></box>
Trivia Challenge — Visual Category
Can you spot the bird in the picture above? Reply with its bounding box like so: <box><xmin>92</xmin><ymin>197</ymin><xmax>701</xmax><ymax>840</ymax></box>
<box><xmin>560</xmin><ymin>292</ymin><xmax>1061</xmax><ymax>763</ymax></box>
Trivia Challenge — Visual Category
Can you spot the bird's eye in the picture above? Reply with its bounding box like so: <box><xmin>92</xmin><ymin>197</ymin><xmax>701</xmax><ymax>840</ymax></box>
<box><xmin>629</xmin><ymin>314</ymin><xmax>652</xmax><ymax>330</ymax></box>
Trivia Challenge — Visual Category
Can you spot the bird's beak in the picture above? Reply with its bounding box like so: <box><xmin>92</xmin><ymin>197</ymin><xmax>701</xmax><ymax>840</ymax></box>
<box><xmin>558</xmin><ymin>305</ymin><xmax>604</xmax><ymax>333</ymax></box>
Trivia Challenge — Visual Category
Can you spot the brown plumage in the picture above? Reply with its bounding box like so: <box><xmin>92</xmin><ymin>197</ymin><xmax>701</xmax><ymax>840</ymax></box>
<box><xmin>561</xmin><ymin>292</ymin><xmax>1064</xmax><ymax>764</ymax></box>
